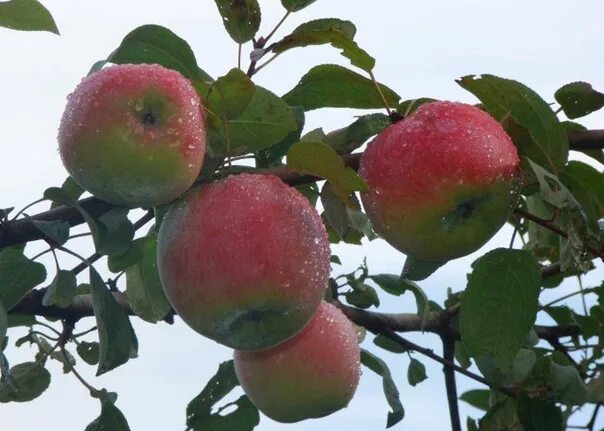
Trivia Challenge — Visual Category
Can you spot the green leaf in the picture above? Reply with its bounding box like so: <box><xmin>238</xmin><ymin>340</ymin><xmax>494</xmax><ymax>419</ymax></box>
<box><xmin>42</xmin><ymin>270</ymin><xmax>77</xmax><ymax>308</ymax></box>
<box><xmin>287</xmin><ymin>140</ymin><xmax>367</xmax><ymax>202</ymax></box>
<box><xmin>460</xmin><ymin>248</ymin><xmax>540</xmax><ymax>369</ymax></box>
<box><xmin>0</xmin><ymin>0</ymin><xmax>58</xmax><ymax>34</ymax></box>
<box><xmin>213</xmin><ymin>0</ymin><xmax>260</xmax><ymax>43</ymax></box>
<box><xmin>457</xmin><ymin>74</ymin><xmax>568</xmax><ymax>172</ymax></box>
<box><xmin>186</xmin><ymin>360</ymin><xmax>259</xmax><ymax>431</ymax></box>
<box><xmin>206</xmin><ymin>68</ymin><xmax>255</xmax><ymax>119</ymax></box>
<box><xmin>108</xmin><ymin>240</ymin><xmax>145</xmax><ymax>273</ymax></box>
<box><xmin>30</xmin><ymin>219</ymin><xmax>70</xmax><ymax>245</ymax></box>
<box><xmin>510</xmin><ymin>349</ymin><xmax>537</xmax><ymax>383</ymax></box>
<box><xmin>0</xmin><ymin>362</ymin><xmax>50</xmax><ymax>402</ymax></box>
<box><xmin>85</xmin><ymin>393</ymin><xmax>131</xmax><ymax>431</ymax></box>
<box><xmin>281</xmin><ymin>0</ymin><xmax>317</xmax><ymax>12</ymax></box>
<box><xmin>283</xmin><ymin>64</ymin><xmax>399</xmax><ymax>111</ymax></box>
<box><xmin>31</xmin><ymin>335</ymin><xmax>75</xmax><ymax>373</ymax></box>
<box><xmin>361</xmin><ymin>349</ymin><xmax>404</xmax><ymax>428</ymax></box>
<box><xmin>108</xmin><ymin>24</ymin><xmax>211</xmax><ymax>82</ymax></box>
<box><xmin>292</xmin><ymin>18</ymin><xmax>356</xmax><ymax>38</ymax></box>
<box><xmin>0</xmin><ymin>247</ymin><xmax>46</xmax><ymax>310</ymax></box>
<box><xmin>325</xmin><ymin>113</ymin><xmax>390</xmax><ymax>154</ymax></box>
<box><xmin>527</xmin><ymin>159</ymin><xmax>579</xmax><ymax>209</ymax></box>
<box><xmin>460</xmin><ymin>389</ymin><xmax>490</xmax><ymax>411</ymax></box>
<box><xmin>370</xmin><ymin>275</ymin><xmax>429</xmax><ymax>324</ymax></box>
<box><xmin>255</xmin><ymin>106</ymin><xmax>305</xmax><ymax>168</ymax></box>
<box><xmin>549</xmin><ymin>360</ymin><xmax>588</xmax><ymax>405</ymax></box>
<box><xmin>398</xmin><ymin>97</ymin><xmax>437</xmax><ymax>116</ymax></box>
<box><xmin>560</xmin><ymin>160</ymin><xmax>604</xmax><ymax>223</ymax></box>
<box><xmin>50</xmin><ymin>177</ymin><xmax>84</xmax><ymax>209</ymax></box>
<box><xmin>320</xmin><ymin>183</ymin><xmax>373</xmax><ymax>242</ymax></box>
<box><xmin>44</xmin><ymin>186</ymin><xmax>77</xmax><ymax>206</ymax></box>
<box><xmin>0</xmin><ymin>207</ymin><xmax>13</xmax><ymax>221</ymax></box>
<box><xmin>554</xmin><ymin>82</ymin><xmax>604</xmax><ymax>119</ymax></box>
<box><xmin>89</xmin><ymin>268</ymin><xmax>138</xmax><ymax>376</ymax></box>
<box><xmin>517</xmin><ymin>395</ymin><xmax>563</xmax><ymax>431</ymax></box>
<box><xmin>407</xmin><ymin>358</ymin><xmax>427</xmax><ymax>386</ymax></box>
<box><xmin>7</xmin><ymin>314</ymin><xmax>36</xmax><ymax>328</ymax></box>
<box><xmin>79</xmin><ymin>207</ymin><xmax>134</xmax><ymax>256</ymax></box>
<box><xmin>126</xmin><ymin>233</ymin><xmax>171</xmax><ymax>323</ymax></box>
<box><xmin>210</xmin><ymin>86</ymin><xmax>296</xmax><ymax>157</ymax></box>
<box><xmin>77</xmin><ymin>341</ymin><xmax>100</xmax><ymax>366</ymax></box>
<box><xmin>373</xmin><ymin>334</ymin><xmax>407</xmax><ymax>354</ymax></box>
<box><xmin>401</xmin><ymin>256</ymin><xmax>446</xmax><ymax>281</ymax></box>
<box><xmin>345</xmin><ymin>280</ymin><xmax>379</xmax><ymax>309</ymax></box>
<box><xmin>273</xmin><ymin>25</ymin><xmax>375</xmax><ymax>72</ymax></box>
<box><xmin>0</xmin><ymin>302</ymin><xmax>6</xmax><ymax>353</ymax></box>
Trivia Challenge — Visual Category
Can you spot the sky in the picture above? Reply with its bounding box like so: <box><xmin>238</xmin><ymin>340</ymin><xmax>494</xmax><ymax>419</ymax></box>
<box><xmin>1</xmin><ymin>0</ymin><xmax>604</xmax><ymax>430</ymax></box>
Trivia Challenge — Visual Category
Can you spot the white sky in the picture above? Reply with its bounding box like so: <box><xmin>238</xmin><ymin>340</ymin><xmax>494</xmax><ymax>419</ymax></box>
<box><xmin>1</xmin><ymin>0</ymin><xmax>604</xmax><ymax>430</ymax></box>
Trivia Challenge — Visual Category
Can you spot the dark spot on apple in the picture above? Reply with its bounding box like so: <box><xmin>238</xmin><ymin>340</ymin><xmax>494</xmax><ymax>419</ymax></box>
<box><xmin>141</xmin><ymin>109</ymin><xmax>157</xmax><ymax>126</ymax></box>
<box><xmin>441</xmin><ymin>194</ymin><xmax>490</xmax><ymax>231</ymax></box>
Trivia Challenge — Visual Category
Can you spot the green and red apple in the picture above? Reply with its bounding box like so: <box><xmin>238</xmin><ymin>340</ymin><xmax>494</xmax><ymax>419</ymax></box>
<box><xmin>156</xmin><ymin>173</ymin><xmax>330</xmax><ymax>350</ymax></box>
<box><xmin>58</xmin><ymin>63</ymin><xmax>206</xmax><ymax>208</ymax></box>
<box><xmin>359</xmin><ymin>101</ymin><xmax>520</xmax><ymax>261</ymax></box>
<box><xmin>234</xmin><ymin>301</ymin><xmax>361</xmax><ymax>423</ymax></box>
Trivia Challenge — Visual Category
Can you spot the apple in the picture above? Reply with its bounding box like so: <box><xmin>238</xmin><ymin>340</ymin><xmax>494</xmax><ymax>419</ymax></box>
<box><xmin>156</xmin><ymin>173</ymin><xmax>330</xmax><ymax>350</ymax></box>
<box><xmin>234</xmin><ymin>301</ymin><xmax>361</xmax><ymax>423</ymax></box>
<box><xmin>58</xmin><ymin>63</ymin><xmax>206</xmax><ymax>208</ymax></box>
<box><xmin>359</xmin><ymin>101</ymin><xmax>520</xmax><ymax>261</ymax></box>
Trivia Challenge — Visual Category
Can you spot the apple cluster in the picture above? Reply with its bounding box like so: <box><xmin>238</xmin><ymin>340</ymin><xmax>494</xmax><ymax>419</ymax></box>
<box><xmin>58</xmin><ymin>63</ymin><xmax>520</xmax><ymax>423</ymax></box>
<box><xmin>58</xmin><ymin>64</ymin><xmax>361</xmax><ymax>423</ymax></box>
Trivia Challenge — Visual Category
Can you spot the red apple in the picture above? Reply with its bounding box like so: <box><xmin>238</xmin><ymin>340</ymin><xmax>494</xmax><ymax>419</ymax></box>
<box><xmin>359</xmin><ymin>101</ymin><xmax>520</xmax><ymax>261</ymax></box>
<box><xmin>234</xmin><ymin>301</ymin><xmax>361</xmax><ymax>423</ymax></box>
<box><xmin>58</xmin><ymin>64</ymin><xmax>206</xmax><ymax>208</ymax></box>
<box><xmin>156</xmin><ymin>173</ymin><xmax>330</xmax><ymax>350</ymax></box>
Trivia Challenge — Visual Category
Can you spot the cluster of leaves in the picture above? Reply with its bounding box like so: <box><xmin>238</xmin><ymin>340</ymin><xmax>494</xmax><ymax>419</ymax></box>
<box><xmin>1</xmin><ymin>0</ymin><xmax>604</xmax><ymax>430</ymax></box>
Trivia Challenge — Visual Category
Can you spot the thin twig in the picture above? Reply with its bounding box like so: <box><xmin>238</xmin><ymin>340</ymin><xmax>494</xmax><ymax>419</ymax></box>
<box><xmin>442</xmin><ymin>335</ymin><xmax>461</xmax><ymax>431</ymax></box>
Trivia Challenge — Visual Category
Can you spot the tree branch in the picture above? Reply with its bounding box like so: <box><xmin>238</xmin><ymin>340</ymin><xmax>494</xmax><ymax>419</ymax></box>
<box><xmin>568</xmin><ymin>130</ymin><xmax>604</xmax><ymax>151</ymax></box>
<box><xmin>442</xmin><ymin>335</ymin><xmax>461</xmax><ymax>431</ymax></box>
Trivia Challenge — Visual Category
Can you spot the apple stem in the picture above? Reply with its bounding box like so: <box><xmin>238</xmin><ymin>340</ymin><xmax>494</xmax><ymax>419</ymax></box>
<box><xmin>368</xmin><ymin>70</ymin><xmax>392</xmax><ymax>117</ymax></box>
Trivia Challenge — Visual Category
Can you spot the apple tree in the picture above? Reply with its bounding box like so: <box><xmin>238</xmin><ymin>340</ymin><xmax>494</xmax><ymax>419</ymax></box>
<box><xmin>1</xmin><ymin>1</ymin><xmax>604</xmax><ymax>430</ymax></box>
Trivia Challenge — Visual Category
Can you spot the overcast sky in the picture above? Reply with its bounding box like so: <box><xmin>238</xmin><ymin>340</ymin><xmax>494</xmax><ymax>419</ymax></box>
<box><xmin>1</xmin><ymin>1</ymin><xmax>604</xmax><ymax>430</ymax></box>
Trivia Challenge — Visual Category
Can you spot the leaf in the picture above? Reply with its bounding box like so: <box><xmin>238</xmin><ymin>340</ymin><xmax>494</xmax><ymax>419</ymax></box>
<box><xmin>213</xmin><ymin>0</ymin><xmax>260</xmax><ymax>43</ymax></box>
<box><xmin>210</xmin><ymin>86</ymin><xmax>296</xmax><ymax>157</ymax></box>
<box><xmin>89</xmin><ymin>268</ymin><xmax>138</xmax><ymax>376</ymax></box>
<box><xmin>273</xmin><ymin>25</ymin><xmax>375</xmax><ymax>72</ymax></box>
<box><xmin>186</xmin><ymin>360</ymin><xmax>259</xmax><ymax>431</ymax></box>
<box><xmin>373</xmin><ymin>334</ymin><xmax>407</xmax><ymax>354</ymax></box>
<box><xmin>325</xmin><ymin>113</ymin><xmax>390</xmax><ymax>154</ymax></box>
<box><xmin>407</xmin><ymin>358</ymin><xmax>427</xmax><ymax>386</ymax></box>
<box><xmin>292</xmin><ymin>18</ymin><xmax>356</xmax><ymax>38</ymax></box>
<box><xmin>549</xmin><ymin>360</ymin><xmax>588</xmax><ymax>405</ymax></box>
<box><xmin>283</xmin><ymin>64</ymin><xmax>399</xmax><ymax>111</ymax></box>
<box><xmin>7</xmin><ymin>314</ymin><xmax>36</xmax><ymax>328</ymax></box>
<box><xmin>460</xmin><ymin>389</ymin><xmax>490</xmax><ymax>411</ymax></box>
<box><xmin>85</xmin><ymin>393</ymin><xmax>131</xmax><ymax>431</ymax></box>
<box><xmin>517</xmin><ymin>395</ymin><xmax>564</xmax><ymax>431</ymax></box>
<box><xmin>255</xmin><ymin>106</ymin><xmax>305</xmax><ymax>168</ymax></box>
<box><xmin>460</xmin><ymin>248</ymin><xmax>540</xmax><ymax>369</ymax></box>
<box><xmin>42</xmin><ymin>270</ymin><xmax>77</xmax><ymax>308</ymax></box>
<box><xmin>527</xmin><ymin>159</ymin><xmax>579</xmax><ymax>210</ymax></box>
<box><xmin>0</xmin><ymin>247</ymin><xmax>47</xmax><ymax>310</ymax></box>
<box><xmin>401</xmin><ymin>256</ymin><xmax>446</xmax><ymax>281</ymax></box>
<box><xmin>108</xmin><ymin>24</ymin><xmax>211</xmax><ymax>82</ymax></box>
<box><xmin>0</xmin><ymin>362</ymin><xmax>50</xmax><ymax>402</ymax></box>
<box><xmin>281</xmin><ymin>0</ymin><xmax>317</xmax><ymax>12</ymax></box>
<box><xmin>320</xmin><ymin>183</ymin><xmax>373</xmax><ymax>242</ymax></box>
<box><xmin>0</xmin><ymin>0</ymin><xmax>58</xmax><ymax>34</ymax></box>
<box><xmin>510</xmin><ymin>349</ymin><xmax>537</xmax><ymax>383</ymax></box>
<box><xmin>287</xmin><ymin>140</ymin><xmax>367</xmax><ymax>202</ymax></box>
<box><xmin>345</xmin><ymin>280</ymin><xmax>379</xmax><ymax>309</ymax></box>
<box><xmin>79</xmin><ymin>206</ymin><xmax>134</xmax><ymax>256</ymax></box>
<box><xmin>108</xmin><ymin>240</ymin><xmax>145</xmax><ymax>273</ymax></box>
<box><xmin>30</xmin><ymin>219</ymin><xmax>70</xmax><ymax>245</ymax></box>
<box><xmin>560</xmin><ymin>160</ymin><xmax>604</xmax><ymax>223</ymax></box>
<box><xmin>457</xmin><ymin>74</ymin><xmax>568</xmax><ymax>172</ymax></box>
<box><xmin>554</xmin><ymin>82</ymin><xmax>604</xmax><ymax>119</ymax></box>
<box><xmin>0</xmin><ymin>302</ymin><xmax>6</xmax><ymax>353</ymax></box>
<box><xmin>206</xmin><ymin>68</ymin><xmax>255</xmax><ymax>119</ymax></box>
<box><xmin>126</xmin><ymin>233</ymin><xmax>171</xmax><ymax>323</ymax></box>
<box><xmin>50</xmin><ymin>177</ymin><xmax>84</xmax><ymax>209</ymax></box>
<box><xmin>361</xmin><ymin>349</ymin><xmax>404</xmax><ymax>428</ymax></box>
<box><xmin>398</xmin><ymin>97</ymin><xmax>437</xmax><ymax>116</ymax></box>
<box><xmin>369</xmin><ymin>275</ymin><xmax>429</xmax><ymax>324</ymax></box>
<box><xmin>44</xmin><ymin>186</ymin><xmax>77</xmax><ymax>206</ymax></box>
<box><xmin>77</xmin><ymin>341</ymin><xmax>100</xmax><ymax>366</ymax></box>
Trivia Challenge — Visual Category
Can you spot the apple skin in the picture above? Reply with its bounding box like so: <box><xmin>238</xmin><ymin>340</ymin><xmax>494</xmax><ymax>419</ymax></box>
<box><xmin>58</xmin><ymin>64</ymin><xmax>206</xmax><ymax>208</ymax></box>
<box><xmin>156</xmin><ymin>173</ymin><xmax>330</xmax><ymax>350</ymax></box>
<box><xmin>234</xmin><ymin>301</ymin><xmax>361</xmax><ymax>423</ymax></box>
<box><xmin>359</xmin><ymin>101</ymin><xmax>520</xmax><ymax>262</ymax></box>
